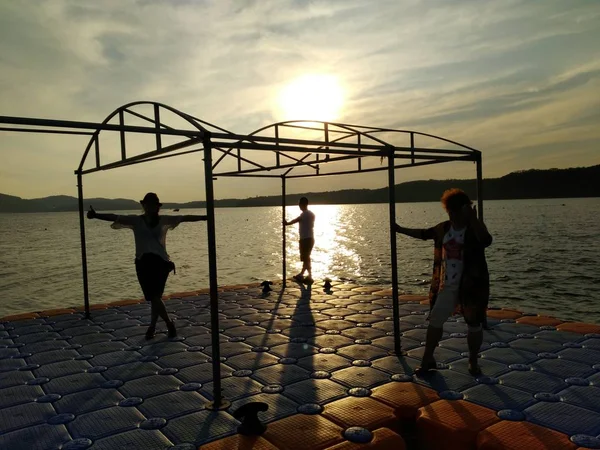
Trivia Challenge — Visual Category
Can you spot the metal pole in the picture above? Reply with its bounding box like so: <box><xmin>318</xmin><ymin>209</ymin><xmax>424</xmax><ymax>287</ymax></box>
<box><xmin>282</xmin><ymin>176</ymin><xmax>287</xmax><ymax>285</ymax></box>
<box><xmin>476</xmin><ymin>154</ymin><xmax>484</xmax><ymax>221</ymax></box>
<box><xmin>76</xmin><ymin>171</ymin><xmax>91</xmax><ymax>319</ymax></box>
<box><xmin>203</xmin><ymin>133</ymin><xmax>229</xmax><ymax>410</ymax></box>
<box><xmin>475</xmin><ymin>153</ymin><xmax>488</xmax><ymax>329</ymax></box>
<box><xmin>387</xmin><ymin>147</ymin><xmax>403</xmax><ymax>355</ymax></box>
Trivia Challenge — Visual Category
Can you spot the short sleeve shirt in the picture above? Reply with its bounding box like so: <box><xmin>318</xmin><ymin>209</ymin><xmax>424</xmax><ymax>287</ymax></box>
<box><xmin>111</xmin><ymin>215</ymin><xmax>182</xmax><ymax>261</ymax></box>
<box><xmin>298</xmin><ymin>210</ymin><xmax>315</xmax><ymax>240</ymax></box>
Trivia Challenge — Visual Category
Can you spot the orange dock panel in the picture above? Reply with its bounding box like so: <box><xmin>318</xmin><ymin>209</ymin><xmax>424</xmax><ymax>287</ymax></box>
<box><xmin>487</xmin><ymin>309</ymin><xmax>522</xmax><ymax>320</ymax></box>
<box><xmin>263</xmin><ymin>414</ymin><xmax>344</xmax><ymax>450</ymax></box>
<box><xmin>476</xmin><ymin>421</ymin><xmax>577</xmax><ymax>450</ymax></box>
<box><xmin>0</xmin><ymin>312</ymin><xmax>40</xmax><ymax>321</ymax></box>
<box><xmin>200</xmin><ymin>434</ymin><xmax>279</xmax><ymax>450</ymax></box>
<box><xmin>557</xmin><ymin>322</ymin><xmax>600</xmax><ymax>335</ymax></box>
<box><xmin>417</xmin><ymin>400</ymin><xmax>499</xmax><ymax>450</ymax></box>
<box><xmin>325</xmin><ymin>427</ymin><xmax>407</xmax><ymax>450</ymax></box>
<box><xmin>516</xmin><ymin>316</ymin><xmax>562</xmax><ymax>327</ymax></box>
<box><xmin>322</xmin><ymin>397</ymin><xmax>398</xmax><ymax>431</ymax></box>
<box><xmin>371</xmin><ymin>381</ymin><xmax>439</xmax><ymax>421</ymax></box>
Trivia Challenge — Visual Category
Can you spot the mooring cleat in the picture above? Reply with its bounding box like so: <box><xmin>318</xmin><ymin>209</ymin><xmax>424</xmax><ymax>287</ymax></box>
<box><xmin>260</xmin><ymin>280</ymin><xmax>273</xmax><ymax>294</ymax></box>
<box><xmin>232</xmin><ymin>401</ymin><xmax>269</xmax><ymax>435</ymax></box>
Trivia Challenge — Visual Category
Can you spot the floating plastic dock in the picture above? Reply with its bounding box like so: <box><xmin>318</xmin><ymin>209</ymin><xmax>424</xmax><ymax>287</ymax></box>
<box><xmin>1</xmin><ymin>281</ymin><xmax>600</xmax><ymax>449</ymax></box>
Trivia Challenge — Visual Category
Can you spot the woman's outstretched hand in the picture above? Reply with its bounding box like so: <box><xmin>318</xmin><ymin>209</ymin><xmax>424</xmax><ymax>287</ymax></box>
<box><xmin>87</xmin><ymin>205</ymin><xmax>96</xmax><ymax>219</ymax></box>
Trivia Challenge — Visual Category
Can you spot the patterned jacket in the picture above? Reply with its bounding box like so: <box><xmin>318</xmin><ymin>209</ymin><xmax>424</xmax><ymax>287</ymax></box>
<box><xmin>417</xmin><ymin>220</ymin><xmax>492</xmax><ymax>323</ymax></box>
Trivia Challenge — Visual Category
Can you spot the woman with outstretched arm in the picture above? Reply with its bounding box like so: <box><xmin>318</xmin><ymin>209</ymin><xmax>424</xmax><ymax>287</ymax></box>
<box><xmin>87</xmin><ymin>192</ymin><xmax>206</xmax><ymax>339</ymax></box>
<box><xmin>396</xmin><ymin>188</ymin><xmax>492</xmax><ymax>376</ymax></box>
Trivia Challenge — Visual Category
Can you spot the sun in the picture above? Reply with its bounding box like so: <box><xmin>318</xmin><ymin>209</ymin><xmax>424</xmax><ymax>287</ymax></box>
<box><xmin>277</xmin><ymin>74</ymin><xmax>344</xmax><ymax>122</ymax></box>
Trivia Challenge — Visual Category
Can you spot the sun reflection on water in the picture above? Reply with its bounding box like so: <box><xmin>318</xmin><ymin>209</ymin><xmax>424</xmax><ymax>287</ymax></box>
<box><xmin>284</xmin><ymin>204</ymin><xmax>362</xmax><ymax>280</ymax></box>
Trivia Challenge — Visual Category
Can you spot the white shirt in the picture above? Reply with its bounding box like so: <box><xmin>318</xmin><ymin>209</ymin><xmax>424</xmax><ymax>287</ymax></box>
<box><xmin>298</xmin><ymin>210</ymin><xmax>315</xmax><ymax>239</ymax></box>
<box><xmin>442</xmin><ymin>226</ymin><xmax>465</xmax><ymax>287</ymax></box>
<box><xmin>111</xmin><ymin>215</ymin><xmax>183</xmax><ymax>261</ymax></box>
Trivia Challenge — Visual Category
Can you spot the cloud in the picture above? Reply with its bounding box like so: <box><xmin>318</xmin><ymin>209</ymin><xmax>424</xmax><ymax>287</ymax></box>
<box><xmin>1</xmin><ymin>0</ymin><xmax>599</xmax><ymax>201</ymax></box>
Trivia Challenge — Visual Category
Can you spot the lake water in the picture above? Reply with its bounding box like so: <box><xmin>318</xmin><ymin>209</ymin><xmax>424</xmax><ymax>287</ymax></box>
<box><xmin>1</xmin><ymin>198</ymin><xmax>599</xmax><ymax>323</ymax></box>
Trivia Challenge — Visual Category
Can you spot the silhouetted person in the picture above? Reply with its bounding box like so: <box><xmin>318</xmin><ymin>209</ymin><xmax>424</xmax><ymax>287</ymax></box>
<box><xmin>395</xmin><ymin>188</ymin><xmax>492</xmax><ymax>376</ymax></box>
<box><xmin>283</xmin><ymin>196</ymin><xmax>315</xmax><ymax>284</ymax></box>
<box><xmin>87</xmin><ymin>192</ymin><xmax>207</xmax><ymax>339</ymax></box>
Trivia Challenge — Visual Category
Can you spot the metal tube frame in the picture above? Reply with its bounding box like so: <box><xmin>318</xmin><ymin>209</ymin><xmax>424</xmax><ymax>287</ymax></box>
<box><xmin>0</xmin><ymin>103</ymin><xmax>485</xmax><ymax>402</ymax></box>
<box><xmin>282</xmin><ymin>176</ymin><xmax>287</xmax><ymax>285</ymax></box>
<box><xmin>76</xmin><ymin>172</ymin><xmax>91</xmax><ymax>319</ymax></box>
<box><xmin>387</xmin><ymin>148</ymin><xmax>403</xmax><ymax>355</ymax></box>
<box><xmin>202</xmin><ymin>134</ymin><xmax>229</xmax><ymax>410</ymax></box>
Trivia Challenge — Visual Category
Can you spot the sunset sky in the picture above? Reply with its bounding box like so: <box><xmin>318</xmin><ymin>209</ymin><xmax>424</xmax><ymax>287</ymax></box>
<box><xmin>1</xmin><ymin>0</ymin><xmax>599</xmax><ymax>202</ymax></box>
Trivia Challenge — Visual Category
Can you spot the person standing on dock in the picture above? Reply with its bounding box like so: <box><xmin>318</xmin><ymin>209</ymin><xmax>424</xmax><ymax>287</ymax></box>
<box><xmin>283</xmin><ymin>196</ymin><xmax>315</xmax><ymax>284</ymax></box>
<box><xmin>395</xmin><ymin>188</ymin><xmax>492</xmax><ymax>376</ymax></box>
<box><xmin>87</xmin><ymin>192</ymin><xmax>207</xmax><ymax>340</ymax></box>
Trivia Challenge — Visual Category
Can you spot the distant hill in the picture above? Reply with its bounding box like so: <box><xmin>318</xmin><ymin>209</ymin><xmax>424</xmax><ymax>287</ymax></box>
<box><xmin>1</xmin><ymin>164</ymin><xmax>599</xmax><ymax>213</ymax></box>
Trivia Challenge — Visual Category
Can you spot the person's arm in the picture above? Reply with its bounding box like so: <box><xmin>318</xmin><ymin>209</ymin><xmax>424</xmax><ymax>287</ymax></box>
<box><xmin>463</xmin><ymin>205</ymin><xmax>492</xmax><ymax>247</ymax></box>
<box><xmin>283</xmin><ymin>216</ymin><xmax>301</xmax><ymax>226</ymax></box>
<box><xmin>179</xmin><ymin>215</ymin><xmax>207</xmax><ymax>222</ymax></box>
<box><xmin>395</xmin><ymin>223</ymin><xmax>435</xmax><ymax>240</ymax></box>
<box><xmin>87</xmin><ymin>206</ymin><xmax>117</xmax><ymax>222</ymax></box>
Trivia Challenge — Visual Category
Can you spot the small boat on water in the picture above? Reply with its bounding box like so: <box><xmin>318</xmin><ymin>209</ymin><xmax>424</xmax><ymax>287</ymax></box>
<box><xmin>173</xmin><ymin>208</ymin><xmax>180</xmax><ymax>212</ymax></box>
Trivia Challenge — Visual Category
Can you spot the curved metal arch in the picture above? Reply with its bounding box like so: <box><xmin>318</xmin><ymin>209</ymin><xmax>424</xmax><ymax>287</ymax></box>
<box><xmin>247</xmin><ymin>119</ymin><xmax>480</xmax><ymax>153</ymax></box>
<box><xmin>211</xmin><ymin>119</ymin><xmax>480</xmax><ymax>178</ymax></box>
<box><xmin>77</xmin><ymin>101</ymin><xmax>235</xmax><ymax>172</ymax></box>
<box><xmin>245</xmin><ymin>119</ymin><xmax>395</xmax><ymax>148</ymax></box>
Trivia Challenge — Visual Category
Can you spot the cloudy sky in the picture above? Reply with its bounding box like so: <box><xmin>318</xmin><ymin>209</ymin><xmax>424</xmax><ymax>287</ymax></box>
<box><xmin>1</xmin><ymin>0</ymin><xmax>599</xmax><ymax>202</ymax></box>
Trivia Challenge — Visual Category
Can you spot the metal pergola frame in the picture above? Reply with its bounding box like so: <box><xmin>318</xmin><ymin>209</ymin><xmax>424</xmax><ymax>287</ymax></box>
<box><xmin>0</xmin><ymin>101</ymin><xmax>484</xmax><ymax>409</ymax></box>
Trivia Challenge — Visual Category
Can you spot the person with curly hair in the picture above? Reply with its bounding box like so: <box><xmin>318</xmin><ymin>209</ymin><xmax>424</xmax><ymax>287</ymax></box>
<box><xmin>395</xmin><ymin>188</ymin><xmax>492</xmax><ymax>376</ymax></box>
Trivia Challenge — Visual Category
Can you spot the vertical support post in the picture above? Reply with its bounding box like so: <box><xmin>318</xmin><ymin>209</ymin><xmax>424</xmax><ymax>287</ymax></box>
<box><xmin>357</xmin><ymin>134</ymin><xmax>362</xmax><ymax>171</ymax></box>
<box><xmin>275</xmin><ymin>125</ymin><xmax>280</xmax><ymax>167</ymax></box>
<box><xmin>119</xmin><ymin>110</ymin><xmax>126</xmax><ymax>160</ymax></box>
<box><xmin>387</xmin><ymin>147</ymin><xmax>402</xmax><ymax>355</ymax></box>
<box><xmin>410</xmin><ymin>132</ymin><xmax>415</xmax><ymax>165</ymax></box>
<box><xmin>154</xmin><ymin>104</ymin><xmax>161</xmax><ymax>151</ymax></box>
<box><xmin>76</xmin><ymin>171</ymin><xmax>91</xmax><ymax>319</ymax></box>
<box><xmin>94</xmin><ymin>135</ymin><xmax>100</xmax><ymax>168</ymax></box>
<box><xmin>282</xmin><ymin>176</ymin><xmax>287</xmax><ymax>285</ymax></box>
<box><xmin>237</xmin><ymin>148</ymin><xmax>241</xmax><ymax>172</ymax></box>
<box><xmin>475</xmin><ymin>152</ymin><xmax>487</xmax><ymax>328</ymax></box>
<box><xmin>476</xmin><ymin>153</ymin><xmax>484</xmax><ymax>221</ymax></box>
<box><xmin>203</xmin><ymin>133</ymin><xmax>229</xmax><ymax>410</ymax></box>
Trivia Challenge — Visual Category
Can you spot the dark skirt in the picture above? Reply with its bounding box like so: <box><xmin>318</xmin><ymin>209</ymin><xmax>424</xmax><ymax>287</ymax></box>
<box><xmin>135</xmin><ymin>253</ymin><xmax>173</xmax><ymax>301</ymax></box>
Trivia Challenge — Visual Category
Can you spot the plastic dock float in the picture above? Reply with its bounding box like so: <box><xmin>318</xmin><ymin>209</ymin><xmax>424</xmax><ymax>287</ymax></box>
<box><xmin>1</xmin><ymin>281</ymin><xmax>599</xmax><ymax>449</ymax></box>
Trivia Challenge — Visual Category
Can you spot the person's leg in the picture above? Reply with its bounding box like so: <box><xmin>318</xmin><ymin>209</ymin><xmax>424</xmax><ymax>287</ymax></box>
<box><xmin>464</xmin><ymin>305</ymin><xmax>484</xmax><ymax>375</ymax></box>
<box><xmin>295</xmin><ymin>240</ymin><xmax>307</xmax><ymax>280</ymax></box>
<box><xmin>417</xmin><ymin>287</ymin><xmax>457</xmax><ymax>373</ymax></box>
<box><xmin>136</xmin><ymin>257</ymin><xmax>157</xmax><ymax>339</ymax></box>
<box><xmin>154</xmin><ymin>259</ymin><xmax>176</xmax><ymax>337</ymax></box>
<box><xmin>467</xmin><ymin>325</ymin><xmax>483</xmax><ymax>375</ymax></box>
<box><xmin>305</xmin><ymin>238</ymin><xmax>314</xmax><ymax>281</ymax></box>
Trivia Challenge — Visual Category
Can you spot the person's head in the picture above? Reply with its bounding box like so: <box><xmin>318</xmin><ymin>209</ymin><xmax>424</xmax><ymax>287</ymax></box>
<box><xmin>441</xmin><ymin>188</ymin><xmax>472</xmax><ymax>223</ymax></box>
<box><xmin>298</xmin><ymin>197</ymin><xmax>309</xmax><ymax>211</ymax></box>
<box><xmin>140</xmin><ymin>192</ymin><xmax>162</xmax><ymax>215</ymax></box>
